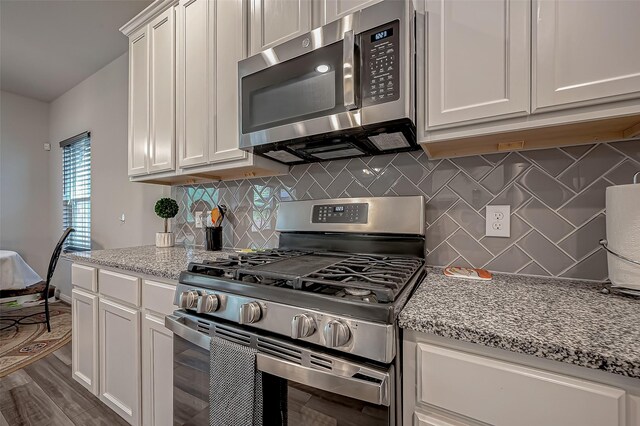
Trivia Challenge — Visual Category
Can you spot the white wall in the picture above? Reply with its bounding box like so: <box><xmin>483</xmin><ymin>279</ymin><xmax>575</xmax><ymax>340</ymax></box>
<box><xmin>0</xmin><ymin>91</ymin><xmax>51</xmax><ymax>277</ymax></box>
<box><xmin>49</xmin><ymin>53</ymin><xmax>168</xmax><ymax>298</ymax></box>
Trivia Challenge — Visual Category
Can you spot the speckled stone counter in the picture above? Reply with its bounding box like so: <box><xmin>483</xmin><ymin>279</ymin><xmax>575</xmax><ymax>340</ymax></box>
<box><xmin>63</xmin><ymin>246</ymin><xmax>235</xmax><ymax>281</ymax></box>
<box><xmin>399</xmin><ymin>269</ymin><xmax>640</xmax><ymax>379</ymax></box>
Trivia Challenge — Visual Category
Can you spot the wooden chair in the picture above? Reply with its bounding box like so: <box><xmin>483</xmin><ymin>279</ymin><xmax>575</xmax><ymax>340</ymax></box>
<box><xmin>0</xmin><ymin>228</ymin><xmax>74</xmax><ymax>332</ymax></box>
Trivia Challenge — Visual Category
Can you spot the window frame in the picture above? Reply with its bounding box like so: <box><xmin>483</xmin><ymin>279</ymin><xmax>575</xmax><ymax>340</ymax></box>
<box><xmin>60</xmin><ymin>131</ymin><xmax>91</xmax><ymax>252</ymax></box>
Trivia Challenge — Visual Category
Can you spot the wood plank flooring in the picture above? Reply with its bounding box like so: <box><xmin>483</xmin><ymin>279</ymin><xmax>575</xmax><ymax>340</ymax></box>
<box><xmin>0</xmin><ymin>343</ymin><xmax>128</xmax><ymax>426</ymax></box>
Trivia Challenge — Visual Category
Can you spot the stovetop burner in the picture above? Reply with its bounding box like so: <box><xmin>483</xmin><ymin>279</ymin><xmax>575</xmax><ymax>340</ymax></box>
<box><xmin>188</xmin><ymin>249</ymin><xmax>423</xmax><ymax>304</ymax></box>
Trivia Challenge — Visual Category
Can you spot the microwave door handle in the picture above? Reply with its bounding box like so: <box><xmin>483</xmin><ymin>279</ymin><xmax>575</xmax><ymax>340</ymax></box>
<box><xmin>343</xmin><ymin>29</ymin><xmax>357</xmax><ymax>110</ymax></box>
<box><xmin>165</xmin><ymin>314</ymin><xmax>211</xmax><ymax>350</ymax></box>
<box><xmin>256</xmin><ymin>353</ymin><xmax>390</xmax><ymax>406</ymax></box>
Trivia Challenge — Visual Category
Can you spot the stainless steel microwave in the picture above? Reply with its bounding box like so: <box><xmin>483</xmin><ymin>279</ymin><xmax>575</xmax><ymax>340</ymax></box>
<box><xmin>238</xmin><ymin>1</ymin><xmax>416</xmax><ymax>165</ymax></box>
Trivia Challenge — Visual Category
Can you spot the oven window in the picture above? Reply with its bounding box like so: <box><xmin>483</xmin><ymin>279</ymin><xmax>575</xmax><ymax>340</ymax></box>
<box><xmin>286</xmin><ymin>380</ymin><xmax>389</xmax><ymax>425</ymax></box>
<box><xmin>241</xmin><ymin>41</ymin><xmax>350</xmax><ymax>134</ymax></box>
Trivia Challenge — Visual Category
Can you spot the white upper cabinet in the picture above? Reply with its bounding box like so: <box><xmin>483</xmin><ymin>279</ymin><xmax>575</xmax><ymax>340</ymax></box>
<box><xmin>422</xmin><ymin>0</ymin><xmax>530</xmax><ymax>130</ymax></box>
<box><xmin>533</xmin><ymin>0</ymin><xmax>640</xmax><ymax>112</ymax></box>
<box><xmin>176</xmin><ymin>0</ymin><xmax>210</xmax><ymax>168</ymax></box>
<box><xmin>128</xmin><ymin>26</ymin><xmax>149</xmax><ymax>176</ymax></box>
<box><xmin>249</xmin><ymin>0</ymin><xmax>312</xmax><ymax>55</ymax></box>
<box><xmin>148</xmin><ymin>8</ymin><xmax>175</xmax><ymax>173</ymax></box>
<box><xmin>321</xmin><ymin>0</ymin><xmax>382</xmax><ymax>25</ymax></box>
<box><xmin>177</xmin><ymin>0</ymin><xmax>250</xmax><ymax>167</ymax></box>
<box><xmin>210</xmin><ymin>0</ymin><xmax>249</xmax><ymax>164</ymax></box>
<box><xmin>127</xmin><ymin>7</ymin><xmax>175</xmax><ymax>176</ymax></box>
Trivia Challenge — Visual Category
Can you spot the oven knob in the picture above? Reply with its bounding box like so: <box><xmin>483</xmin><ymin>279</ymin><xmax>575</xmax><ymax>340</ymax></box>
<box><xmin>178</xmin><ymin>290</ymin><xmax>199</xmax><ymax>309</ymax></box>
<box><xmin>239</xmin><ymin>302</ymin><xmax>262</xmax><ymax>324</ymax></box>
<box><xmin>323</xmin><ymin>320</ymin><xmax>351</xmax><ymax>348</ymax></box>
<box><xmin>196</xmin><ymin>294</ymin><xmax>219</xmax><ymax>313</ymax></box>
<box><xmin>291</xmin><ymin>314</ymin><xmax>316</xmax><ymax>339</ymax></box>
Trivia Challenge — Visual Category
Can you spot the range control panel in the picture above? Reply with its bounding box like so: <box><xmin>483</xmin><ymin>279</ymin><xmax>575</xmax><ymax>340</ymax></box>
<box><xmin>361</xmin><ymin>20</ymin><xmax>400</xmax><ymax>107</ymax></box>
<box><xmin>312</xmin><ymin>203</ymin><xmax>369</xmax><ymax>224</ymax></box>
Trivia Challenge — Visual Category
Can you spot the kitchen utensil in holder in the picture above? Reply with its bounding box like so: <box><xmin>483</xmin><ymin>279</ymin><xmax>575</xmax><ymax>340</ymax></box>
<box><xmin>205</xmin><ymin>226</ymin><xmax>223</xmax><ymax>251</ymax></box>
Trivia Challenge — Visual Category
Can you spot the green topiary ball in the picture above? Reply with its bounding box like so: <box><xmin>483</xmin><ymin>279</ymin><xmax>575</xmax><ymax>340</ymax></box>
<box><xmin>154</xmin><ymin>198</ymin><xmax>179</xmax><ymax>219</ymax></box>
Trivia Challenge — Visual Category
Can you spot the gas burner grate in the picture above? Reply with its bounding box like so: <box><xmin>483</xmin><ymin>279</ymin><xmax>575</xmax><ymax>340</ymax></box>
<box><xmin>188</xmin><ymin>251</ymin><xmax>424</xmax><ymax>304</ymax></box>
<box><xmin>298</xmin><ymin>255</ymin><xmax>424</xmax><ymax>302</ymax></box>
<box><xmin>188</xmin><ymin>250</ymin><xmax>311</xmax><ymax>278</ymax></box>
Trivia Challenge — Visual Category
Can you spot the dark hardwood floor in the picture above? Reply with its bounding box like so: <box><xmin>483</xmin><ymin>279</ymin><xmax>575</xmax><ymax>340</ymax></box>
<box><xmin>0</xmin><ymin>343</ymin><xmax>129</xmax><ymax>426</ymax></box>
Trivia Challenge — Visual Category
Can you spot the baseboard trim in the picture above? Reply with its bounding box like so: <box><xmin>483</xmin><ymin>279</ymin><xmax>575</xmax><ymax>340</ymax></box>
<box><xmin>58</xmin><ymin>293</ymin><xmax>72</xmax><ymax>304</ymax></box>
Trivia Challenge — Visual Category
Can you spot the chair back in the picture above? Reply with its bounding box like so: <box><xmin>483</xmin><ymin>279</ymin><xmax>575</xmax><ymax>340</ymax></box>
<box><xmin>46</xmin><ymin>227</ymin><xmax>75</xmax><ymax>285</ymax></box>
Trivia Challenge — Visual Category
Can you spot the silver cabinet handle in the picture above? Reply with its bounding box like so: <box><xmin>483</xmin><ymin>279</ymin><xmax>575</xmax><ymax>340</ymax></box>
<box><xmin>256</xmin><ymin>353</ymin><xmax>389</xmax><ymax>406</ymax></box>
<box><xmin>165</xmin><ymin>314</ymin><xmax>211</xmax><ymax>350</ymax></box>
<box><xmin>343</xmin><ymin>29</ymin><xmax>357</xmax><ymax>110</ymax></box>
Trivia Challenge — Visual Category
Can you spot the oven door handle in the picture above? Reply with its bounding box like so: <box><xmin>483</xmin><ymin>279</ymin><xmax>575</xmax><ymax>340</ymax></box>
<box><xmin>343</xmin><ymin>29</ymin><xmax>357</xmax><ymax>110</ymax></box>
<box><xmin>165</xmin><ymin>314</ymin><xmax>211</xmax><ymax>351</ymax></box>
<box><xmin>256</xmin><ymin>353</ymin><xmax>390</xmax><ymax>406</ymax></box>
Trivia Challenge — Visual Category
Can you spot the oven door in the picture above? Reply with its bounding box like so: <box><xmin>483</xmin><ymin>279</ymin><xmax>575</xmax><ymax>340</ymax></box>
<box><xmin>166</xmin><ymin>312</ymin><xmax>395</xmax><ymax>425</ymax></box>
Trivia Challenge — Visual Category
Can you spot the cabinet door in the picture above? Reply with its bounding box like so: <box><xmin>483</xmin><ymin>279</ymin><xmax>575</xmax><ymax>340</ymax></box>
<box><xmin>249</xmin><ymin>0</ymin><xmax>312</xmax><ymax>56</ymax></box>
<box><xmin>128</xmin><ymin>26</ymin><xmax>149</xmax><ymax>176</ymax></box>
<box><xmin>148</xmin><ymin>9</ymin><xmax>176</xmax><ymax>173</ymax></box>
<box><xmin>142</xmin><ymin>314</ymin><xmax>173</xmax><ymax>426</ymax></box>
<box><xmin>533</xmin><ymin>0</ymin><xmax>640</xmax><ymax>111</ymax></box>
<box><xmin>414</xmin><ymin>410</ymin><xmax>473</xmax><ymax>426</ymax></box>
<box><xmin>71</xmin><ymin>288</ymin><xmax>99</xmax><ymax>395</ymax></box>
<box><xmin>417</xmin><ymin>343</ymin><xmax>625</xmax><ymax>426</ymax></box>
<box><xmin>99</xmin><ymin>298</ymin><xmax>141</xmax><ymax>426</ymax></box>
<box><xmin>322</xmin><ymin>0</ymin><xmax>382</xmax><ymax>25</ymax></box>
<box><xmin>422</xmin><ymin>0</ymin><xmax>529</xmax><ymax>130</ymax></box>
<box><xmin>210</xmin><ymin>0</ymin><xmax>248</xmax><ymax>164</ymax></box>
<box><xmin>176</xmin><ymin>0</ymin><xmax>211</xmax><ymax>168</ymax></box>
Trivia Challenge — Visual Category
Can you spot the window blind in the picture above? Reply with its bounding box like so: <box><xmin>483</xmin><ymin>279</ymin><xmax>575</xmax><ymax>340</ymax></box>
<box><xmin>61</xmin><ymin>132</ymin><xmax>91</xmax><ymax>251</ymax></box>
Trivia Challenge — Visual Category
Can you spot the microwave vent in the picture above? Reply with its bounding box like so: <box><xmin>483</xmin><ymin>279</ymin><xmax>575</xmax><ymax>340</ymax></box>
<box><xmin>368</xmin><ymin>132</ymin><xmax>410</xmax><ymax>151</ymax></box>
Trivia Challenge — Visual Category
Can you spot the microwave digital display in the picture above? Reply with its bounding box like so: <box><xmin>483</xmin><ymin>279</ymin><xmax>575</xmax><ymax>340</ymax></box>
<box><xmin>371</xmin><ymin>28</ymin><xmax>393</xmax><ymax>42</ymax></box>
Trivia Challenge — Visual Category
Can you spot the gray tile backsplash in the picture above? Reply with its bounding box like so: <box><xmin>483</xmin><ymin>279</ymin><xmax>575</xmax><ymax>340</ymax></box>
<box><xmin>171</xmin><ymin>142</ymin><xmax>640</xmax><ymax>281</ymax></box>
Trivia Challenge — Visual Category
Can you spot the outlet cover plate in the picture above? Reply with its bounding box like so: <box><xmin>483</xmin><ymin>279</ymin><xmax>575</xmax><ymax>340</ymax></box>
<box><xmin>195</xmin><ymin>211</ymin><xmax>203</xmax><ymax>228</ymax></box>
<box><xmin>486</xmin><ymin>205</ymin><xmax>510</xmax><ymax>237</ymax></box>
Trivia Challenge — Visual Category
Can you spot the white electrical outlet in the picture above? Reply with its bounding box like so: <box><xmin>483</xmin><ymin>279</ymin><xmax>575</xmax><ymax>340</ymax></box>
<box><xmin>195</xmin><ymin>211</ymin><xmax>204</xmax><ymax>228</ymax></box>
<box><xmin>485</xmin><ymin>205</ymin><xmax>511</xmax><ymax>237</ymax></box>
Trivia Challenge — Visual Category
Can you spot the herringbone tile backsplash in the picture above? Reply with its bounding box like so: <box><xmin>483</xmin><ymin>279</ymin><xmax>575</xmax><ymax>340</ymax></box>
<box><xmin>172</xmin><ymin>141</ymin><xmax>640</xmax><ymax>281</ymax></box>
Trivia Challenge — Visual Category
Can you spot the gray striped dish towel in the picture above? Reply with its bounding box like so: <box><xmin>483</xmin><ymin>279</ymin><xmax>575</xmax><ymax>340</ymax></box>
<box><xmin>210</xmin><ymin>336</ymin><xmax>287</xmax><ymax>426</ymax></box>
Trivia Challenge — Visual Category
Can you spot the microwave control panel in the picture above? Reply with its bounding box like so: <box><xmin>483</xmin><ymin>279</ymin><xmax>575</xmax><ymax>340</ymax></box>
<box><xmin>312</xmin><ymin>203</ymin><xmax>369</xmax><ymax>224</ymax></box>
<box><xmin>360</xmin><ymin>20</ymin><xmax>401</xmax><ymax>107</ymax></box>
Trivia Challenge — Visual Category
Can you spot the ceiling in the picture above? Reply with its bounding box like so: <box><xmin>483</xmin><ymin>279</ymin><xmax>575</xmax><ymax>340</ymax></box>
<box><xmin>1</xmin><ymin>0</ymin><xmax>152</xmax><ymax>102</ymax></box>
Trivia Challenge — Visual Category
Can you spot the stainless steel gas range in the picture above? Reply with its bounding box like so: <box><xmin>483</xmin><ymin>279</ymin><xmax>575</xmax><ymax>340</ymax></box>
<box><xmin>166</xmin><ymin>196</ymin><xmax>426</xmax><ymax>425</ymax></box>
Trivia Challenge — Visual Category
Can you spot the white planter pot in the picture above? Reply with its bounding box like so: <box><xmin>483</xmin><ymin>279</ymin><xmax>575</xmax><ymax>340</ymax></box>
<box><xmin>156</xmin><ymin>232</ymin><xmax>175</xmax><ymax>248</ymax></box>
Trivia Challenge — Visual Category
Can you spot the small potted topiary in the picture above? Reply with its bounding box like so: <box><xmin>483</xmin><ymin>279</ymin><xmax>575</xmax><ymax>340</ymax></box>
<box><xmin>154</xmin><ymin>198</ymin><xmax>179</xmax><ymax>247</ymax></box>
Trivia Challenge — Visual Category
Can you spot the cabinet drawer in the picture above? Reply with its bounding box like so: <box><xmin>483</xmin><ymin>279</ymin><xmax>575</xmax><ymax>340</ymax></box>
<box><xmin>98</xmin><ymin>269</ymin><xmax>140</xmax><ymax>306</ymax></box>
<box><xmin>72</xmin><ymin>264</ymin><xmax>97</xmax><ymax>292</ymax></box>
<box><xmin>142</xmin><ymin>280</ymin><xmax>176</xmax><ymax>316</ymax></box>
<box><xmin>417</xmin><ymin>343</ymin><xmax>625</xmax><ymax>426</ymax></box>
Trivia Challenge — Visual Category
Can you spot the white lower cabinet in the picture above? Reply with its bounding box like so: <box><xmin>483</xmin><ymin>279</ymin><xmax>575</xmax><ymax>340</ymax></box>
<box><xmin>72</xmin><ymin>264</ymin><xmax>177</xmax><ymax>426</ymax></box>
<box><xmin>142</xmin><ymin>313</ymin><xmax>173</xmax><ymax>426</ymax></box>
<box><xmin>99</xmin><ymin>298</ymin><xmax>141</xmax><ymax>426</ymax></box>
<box><xmin>404</xmin><ymin>338</ymin><xmax>632</xmax><ymax>426</ymax></box>
<box><xmin>71</xmin><ymin>288</ymin><xmax>99</xmax><ymax>395</ymax></box>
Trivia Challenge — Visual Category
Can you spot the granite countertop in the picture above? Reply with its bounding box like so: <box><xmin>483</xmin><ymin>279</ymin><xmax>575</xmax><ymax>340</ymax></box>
<box><xmin>399</xmin><ymin>269</ymin><xmax>640</xmax><ymax>379</ymax></box>
<box><xmin>63</xmin><ymin>245</ymin><xmax>236</xmax><ymax>281</ymax></box>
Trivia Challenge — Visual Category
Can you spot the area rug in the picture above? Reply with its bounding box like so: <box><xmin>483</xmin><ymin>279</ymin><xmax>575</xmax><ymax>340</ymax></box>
<box><xmin>0</xmin><ymin>301</ymin><xmax>72</xmax><ymax>377</ymax></box>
